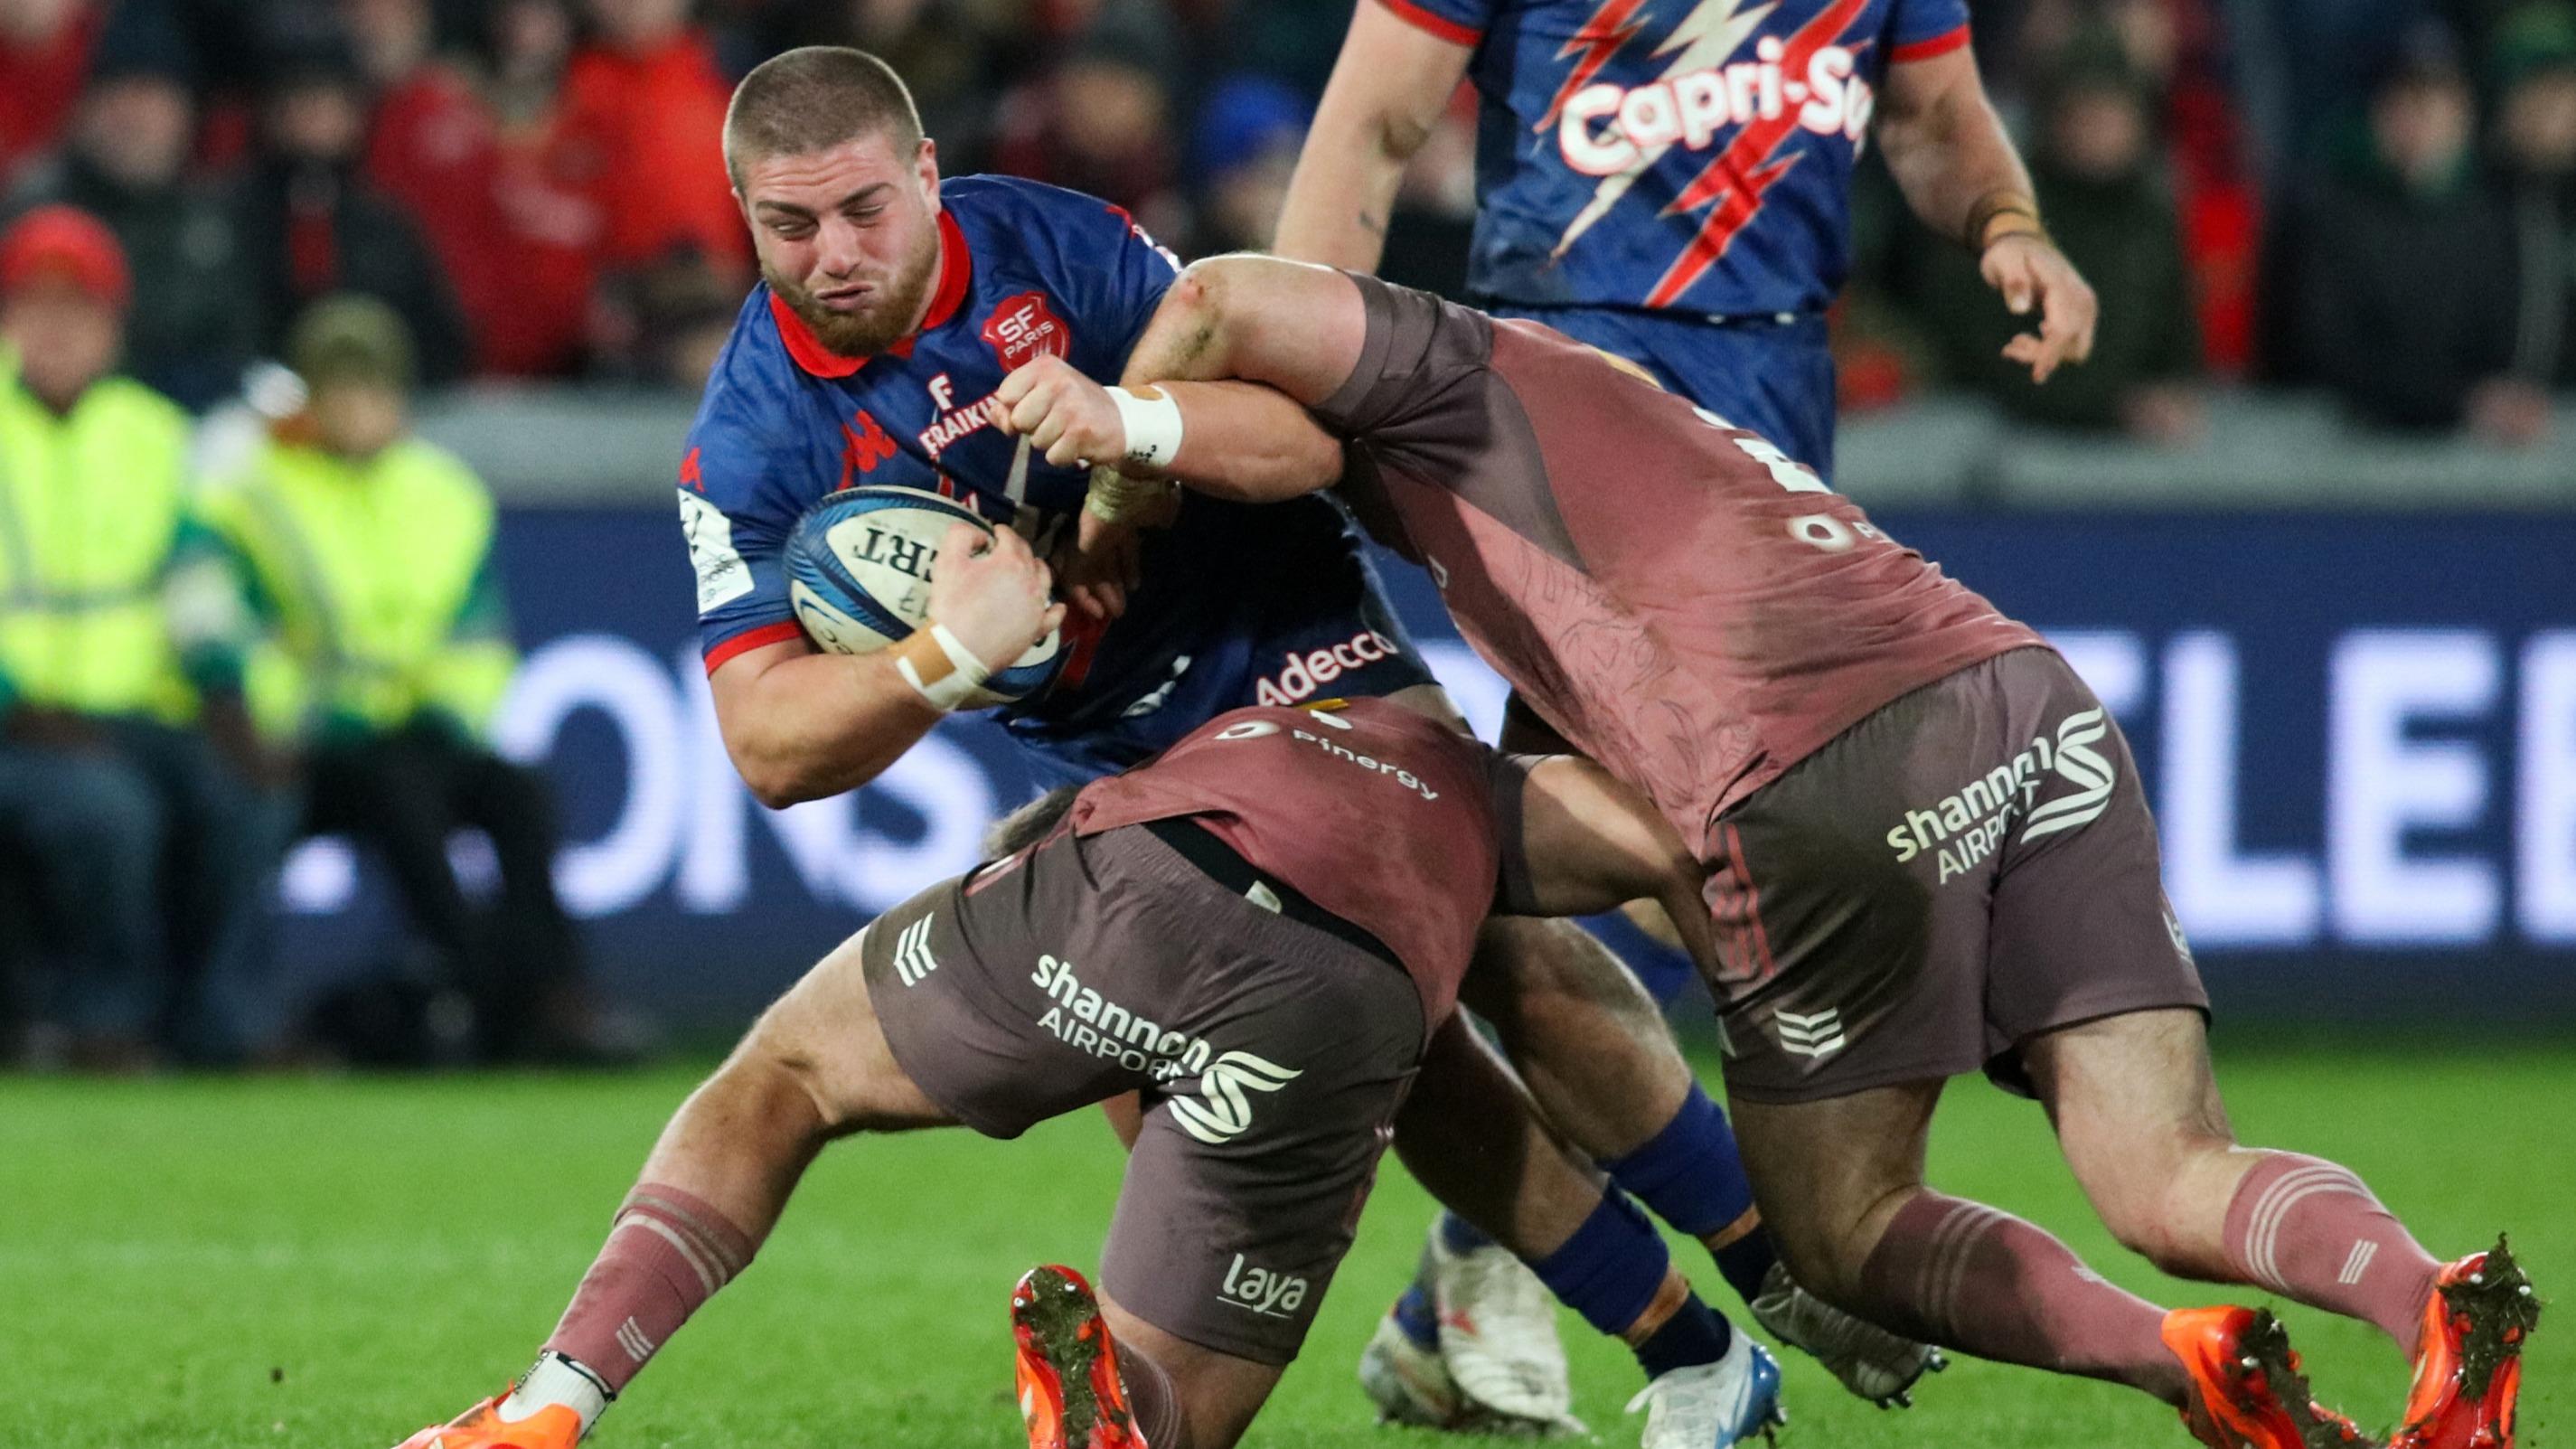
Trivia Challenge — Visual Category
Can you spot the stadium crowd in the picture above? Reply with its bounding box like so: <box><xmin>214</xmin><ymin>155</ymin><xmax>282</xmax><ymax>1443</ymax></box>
<box><xmin>0</xmin><ymin>0</ymin><xmax>2567</xmax><ymax>427</ymax></box>
<box><xmin>1</xmin><ymin>0</ymin><xmax>2571</xmax><ymax>1073</ymax></box>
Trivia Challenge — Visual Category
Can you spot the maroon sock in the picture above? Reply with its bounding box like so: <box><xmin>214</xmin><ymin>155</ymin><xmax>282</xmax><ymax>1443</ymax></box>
<box><xmin>543</xmin><ymin>1183</ymin><xmax>757</xmax><ymax>1392</ymax></box>
<box><xmin>1120</xmin><ymin>1343</ymin><xmax>1192</xmax><ymax>1449</ymax></box>
<box><xmin>1860</xmin><ymin>1191</ymin><xmax>2186</xmax><ymax>1404</ymax></box>
<box><xmin>2223</xmin><ymin>1152</ymin><xmax>2441</xmax><ymax>1353</ymax></box>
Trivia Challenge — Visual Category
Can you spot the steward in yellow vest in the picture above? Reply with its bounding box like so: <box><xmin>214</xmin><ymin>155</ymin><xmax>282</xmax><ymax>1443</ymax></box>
<box><xmin>0</xmin><ymin>204</ymin><xmax>289</xmax><ymax>1068</ymax></box>
<box><xmin>191</xmin><ymin>296</ymin><xmax>619</xmax><ymax>1065</ymax></box>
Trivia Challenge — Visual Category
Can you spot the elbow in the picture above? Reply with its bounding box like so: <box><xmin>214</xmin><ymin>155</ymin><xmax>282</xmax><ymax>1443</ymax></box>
<box><xmin>731</xmin><ymin>744</ymin><xmax>835</xmax><ymax>811</ymax></box>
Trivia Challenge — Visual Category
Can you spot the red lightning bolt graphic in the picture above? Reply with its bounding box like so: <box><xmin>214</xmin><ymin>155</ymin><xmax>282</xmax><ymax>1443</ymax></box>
<box><xmin>1641</xmin><ymin>0</ymin><xmax>1871</xmax><ymax>309</ymax></box>
<box><xmin>1539</xmin><ymin>0</ymin><xmax>1652</xmax><ymax>131</ymax></box>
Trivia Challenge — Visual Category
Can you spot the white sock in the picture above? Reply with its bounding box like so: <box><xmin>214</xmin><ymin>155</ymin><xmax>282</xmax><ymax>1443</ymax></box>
<box><xmin>498</xmin><ymin>1352</ymin><xmax>610</xmax><ymax>1435</ymax></box>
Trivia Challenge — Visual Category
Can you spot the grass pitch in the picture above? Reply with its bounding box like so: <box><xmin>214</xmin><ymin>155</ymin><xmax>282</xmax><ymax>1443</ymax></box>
<box><xmin>5</xmin><ymin>1041</ymin><xmax>2566</xmax><ymax>1449</ymax></box>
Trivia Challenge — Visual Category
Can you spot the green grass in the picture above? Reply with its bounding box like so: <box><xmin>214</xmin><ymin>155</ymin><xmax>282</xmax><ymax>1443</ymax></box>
<box><xmin>3</xmin><ymin>1043</ymin><xmax>2567</xmax><ymax>1449</ymax></box>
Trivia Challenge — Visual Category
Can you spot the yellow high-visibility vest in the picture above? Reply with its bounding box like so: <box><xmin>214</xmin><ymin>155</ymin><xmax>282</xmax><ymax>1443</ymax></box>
<box><xmin>0</xmin><ymin>365</ymin><xmax>196</xmax><ymax>720</ymax></box>
<box><xmin>198</xmin><ymin>432</ymin><xmax>517</xmax><ymax>739</ymax></box>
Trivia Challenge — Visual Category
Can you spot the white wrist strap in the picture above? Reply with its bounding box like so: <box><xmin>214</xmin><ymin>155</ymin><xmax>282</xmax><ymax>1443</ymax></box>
<box><xmin>895</xmin><ymin>622</ymin><xmax>992</xmax><ymax>712</ymax></box>
<box><xmin>1105</xmin><ymin>385</ymin><xmax>1184</xmax><ymax>467</ymax></box>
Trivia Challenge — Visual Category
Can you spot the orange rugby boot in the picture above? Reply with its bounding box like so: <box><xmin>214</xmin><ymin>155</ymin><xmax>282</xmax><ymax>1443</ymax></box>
<box><xmin>390</xmin><ymin>1391</ymin><xmax>583</xmax><ymax>1449</ymax></box>
<box><xmin>2393</xmin><ymin>1237</ymin><xmax>2542</xmax><ymax>1449</ymax></box>
<box><xmin>2163</xmin><ymin>1305</ymin><xmax>2376</xmax><ymax>1449</ymax></box>
<box><xmin>1013</xmin><ymin>1265</ymin><xmax>1150</xmax><ymax>1449</ymax></box>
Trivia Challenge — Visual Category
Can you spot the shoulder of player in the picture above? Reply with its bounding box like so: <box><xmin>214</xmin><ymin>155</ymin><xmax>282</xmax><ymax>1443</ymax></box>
<box><xmin>682</xmin><ymin>287</ymin><xmax>826</xmax><ymax>491</ymax></box>
<box><xmin>943</xmin><ymin>173</ymin><xmax>1144</xmax><ymax>278</ymax></box>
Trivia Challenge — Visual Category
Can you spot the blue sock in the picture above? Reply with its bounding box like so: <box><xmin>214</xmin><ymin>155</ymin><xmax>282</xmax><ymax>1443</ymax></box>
<box><xmin>1528</xmin><ymin>1192</ymin><xmax>1675</xmax><ymax>1341</ymax></box>
<box><xmin>1633</xmin><ymin>1293</ymin><xmax>1733</xmax><ymax>1378</ymax></box>
<box><xmin>1391</xmin><ymin>1283</ymin><xmax>1439</xmax><ymax>1350</ymax></box>
<box><xmin>1600</xmin><ymin>1086</ymin><xmax>1776</xmax><ymax>1302</ymax></box>
<box><xmin>1436</xmin><ymin>1209</ymin><xmax>1494</xmax><ymax>1256</ymax></box>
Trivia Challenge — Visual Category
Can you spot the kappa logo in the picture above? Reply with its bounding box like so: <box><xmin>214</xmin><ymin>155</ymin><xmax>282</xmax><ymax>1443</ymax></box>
<box><xmin>839</xmin><ymin>409</ymin><xmax>898</xmax><ymax>484</ymax></box>
<box><xmin>1170</xmin><ymin>1050</ymin><xmax>1304</xmax><ymax>1144</ymax></box>
<box><xmin>1772</xmin><ymin>1006</ymin><xmax>1846</xmax><ymax>1059</ymax></box>
<box><xmin>1885</xmin><ymin>708</ymin><xmax>2119</xmax><ymax>885</ymax></box>
<box><xmin>892</xmin><ymin>916</ymin><xmax>939</xmax><ymax>986</ymax></box>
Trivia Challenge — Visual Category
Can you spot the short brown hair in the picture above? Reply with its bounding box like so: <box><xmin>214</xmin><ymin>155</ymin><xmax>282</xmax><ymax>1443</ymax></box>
<box><xmin>723</xmin><ymin>46</ymin><xmax>925</xmax><ymax>188</ymax></box>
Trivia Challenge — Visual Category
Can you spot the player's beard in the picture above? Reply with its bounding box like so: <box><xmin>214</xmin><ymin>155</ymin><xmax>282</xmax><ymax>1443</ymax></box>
<box><xmin>767</xmin><ymin>227</ymin><xmax>942</xmax><ymax>358</ymax></box>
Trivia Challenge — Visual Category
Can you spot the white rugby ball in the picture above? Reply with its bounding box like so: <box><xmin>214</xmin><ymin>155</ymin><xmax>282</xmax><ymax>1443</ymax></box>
<box><xmin>783</xmin><ymin>485</ymin><xmax>1066</xmax><ymax>707</ymax></box>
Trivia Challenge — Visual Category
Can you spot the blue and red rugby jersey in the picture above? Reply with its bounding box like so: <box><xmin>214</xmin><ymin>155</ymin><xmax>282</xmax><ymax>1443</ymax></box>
<box><xmin>1383</xmin><ymin>0</ymin><xmax>1970</xmax><ymax>316</ymax></box>
<box><xmin>679</xmin><ymin>174</ymin><xmax>1429</xmax><ymax>777</ymax></box>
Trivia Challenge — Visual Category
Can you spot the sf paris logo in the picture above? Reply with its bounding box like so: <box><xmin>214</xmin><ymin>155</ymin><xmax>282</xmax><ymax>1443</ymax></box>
<box><xmin>982</xmin><ymin>292</ymin><xmax>1071</xmax><ymax>371</ymax></box>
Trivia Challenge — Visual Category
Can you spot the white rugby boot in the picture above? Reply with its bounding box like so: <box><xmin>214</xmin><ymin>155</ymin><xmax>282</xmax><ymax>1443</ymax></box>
<box><xmin>1428</xmin><ymin>1228</ymin><xmax>1586</xmax><ymax>1435</ymax></box>
<box><xmin>1747</xmin><ymin>1258</ymin><xmax>1947</xmax><ymax>1407</ymax></box>
<box><xmin>1625</xmin><ymin>1332</ymin><xmax>1785</xmax><ymax>1449</ymax></box>
<box><xmin>1358</xmin><ymin>1309</ymin><xmax>1464</xmax><ymax>1427</ymax></box>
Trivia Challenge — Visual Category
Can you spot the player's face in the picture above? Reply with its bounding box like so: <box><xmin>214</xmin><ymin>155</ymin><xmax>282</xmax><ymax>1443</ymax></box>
<box><xmin>739</xmin><ymin>133</ymin><xmax>943</xmax><ymax>358</ymax></box>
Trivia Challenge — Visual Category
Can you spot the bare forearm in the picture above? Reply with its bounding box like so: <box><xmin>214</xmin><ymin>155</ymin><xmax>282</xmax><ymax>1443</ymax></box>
<box><xmin>1877</xmin><ymin>61</ymin><xmax>2034</xmax><ymax>246</ymax></box>
<box><xmin>1274</xmin><ymin>112</ymin><xmax>1410</xmax><ymax>272</ymax></box>
<box><xmin>719</xmin><ymin>651</ymin><xmax>942</xmax><ymax>807</ymax></box>
<box><xmin>1273</xmin><ymin>0</ymin><xmax>1469</xmax><ymax>271</ymax></box>
<box><xmin>1150</xmin><ymin>381</ymin><xmax>1344</xmax><ymax>501</ymax></box>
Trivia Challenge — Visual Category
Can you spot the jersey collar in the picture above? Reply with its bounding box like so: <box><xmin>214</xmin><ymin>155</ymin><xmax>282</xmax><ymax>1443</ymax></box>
<box><xmin>768</xmin><ymin>208</ymin><xmax>973</xmax><ymax>378</ymax></box>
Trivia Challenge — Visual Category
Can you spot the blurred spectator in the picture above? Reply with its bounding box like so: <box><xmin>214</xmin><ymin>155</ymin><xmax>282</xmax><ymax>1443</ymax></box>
<box><xmin>1187</xmin><ymin>75</ymin><xmax>1307</xmax><ymax>256</ymax></box>
<box><xmin>2283</xmin><ymin>24</ymin><xmax>2546</xmax><ymax>440</ymax></box>
<box><xmin>777</xmin><ymin>0</ymin><xmax>1024</xmax><ymax>171</ymax></box>
<box><xmin>10</xmin><ymin>16</ymin><xmax>260</xmax><ymax>410</ymax></box>
<box><xmin>553</xmin><ymin>0</ymin><xmax>747</xmax><ymax>279</ymax></box>
<box><xmin>2493</xmin><ymin>3</ymin><xmax>2576</xmax><ymax>387</ymax></box>
<box><xmin>992</xmin><ymin>7</ymin><xmax>1184</xmax><ymax>236</ymax></box>
<box><xmin>232</xmin><ymin>15</ymin><xmax>473</xmax><ymax>385</ymax></box>
<box><xmin>0</xmin><ymin>0</ymin><xmax>105</xmax><ymax>190</ymax></box>
<box><xmin>192</xmin><ymin>296</ymin><xmax>623</xmax><ymax>1065</ymax></box>
<box><xmin>0</xmin><ymin>206</ymin><xmax>285</xmax><ymax>1068</ymax></box>
<box><xmin>357</xmin><ymin>0</ymin><xmax>604</xmax><ymax>375</ymax></box>
<box><xmin>1913</xmin><ymin>46</ymin><xmax>2204</xmax><ymax>441</ymax></box>
<box><xmin>596</xmin><ymin>251</ymin><xmax>739</xmax><ymax>390</ymax></box>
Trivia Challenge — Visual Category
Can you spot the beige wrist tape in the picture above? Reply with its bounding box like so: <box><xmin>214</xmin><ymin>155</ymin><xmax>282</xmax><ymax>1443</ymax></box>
<box><xmin>894</xmin><ymin>622</ymin><xmax>992</xmax><ymax>712</ymax></box>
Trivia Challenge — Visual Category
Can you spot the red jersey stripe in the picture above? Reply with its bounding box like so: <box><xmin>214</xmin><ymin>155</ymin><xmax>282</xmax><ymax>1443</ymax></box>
<box><xmin>1377</xmin><ymin>0</ymin><xmax>1481</xmax><ymax>49</ymax></box>
<box><xmin>702</xmin><ymin>619</ymin><xmax>806</xmax><ymax>674</ymax></box>
<box><xmin>1889</xmin><ymin>24</ymin><xmax>1971</xmax><ymax>64</ymax></box>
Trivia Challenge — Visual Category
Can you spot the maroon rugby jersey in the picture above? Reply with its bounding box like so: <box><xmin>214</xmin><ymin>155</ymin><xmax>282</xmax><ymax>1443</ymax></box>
<box><xmin>1070</xmin><ymin>698</ymin><xmax>1532</xmax><ymax>1027</ymax></box>
<box><xmin>1310</xmin><ymin>274</ymin><xmax>2042</xmax><ymax>860</ymax></box>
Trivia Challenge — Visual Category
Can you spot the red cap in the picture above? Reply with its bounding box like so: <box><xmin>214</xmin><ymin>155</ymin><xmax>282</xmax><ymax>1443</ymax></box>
<box><xmin>0</xmin><ymin>205</ymin><xmax>132</xmax><ymax>312</ymax></box>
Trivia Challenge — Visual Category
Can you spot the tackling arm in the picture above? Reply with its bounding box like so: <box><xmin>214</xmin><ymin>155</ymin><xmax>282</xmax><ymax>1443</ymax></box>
<box><xmin>994</xmin><ymin>257</ymin><xmax>1373</xmax><ymax>504</ymax></box>
<box><xmin>1272</xmin><ymin>2</ymin><xmax>1475</xmax><ymax>272</ymax></box>
<box><xmin>1503</xmin><ymin>756</ymin><xmax>1720</xmax><ymax>982</ymax></box>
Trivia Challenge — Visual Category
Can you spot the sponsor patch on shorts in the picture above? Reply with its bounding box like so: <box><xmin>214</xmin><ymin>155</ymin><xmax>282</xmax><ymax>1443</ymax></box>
<box><xmin>1883</xmin><ymin>709</ymin><xmax>2116</xmax><ymax>884</ymax></box>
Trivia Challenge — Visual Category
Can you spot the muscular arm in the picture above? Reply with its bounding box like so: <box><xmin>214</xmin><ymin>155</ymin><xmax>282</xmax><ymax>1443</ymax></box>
<box><xmin>708</xmin><ymin>522</ymin><xmax>1062</xmax><ymax>808</ymax></box>
<box><xmin>996</xmin><ymin>257</ymin><xmax>1371</xmax><ymax>503</ymax></box>
<box><xmin>1272</xmin><ymin>2</ymin><xmax>1474</xmax><ymax>272</ymax></box>
<box><xmin>1875</xmin><ymin>45</ymin><xmax>2031</xmax><ymax>249</ymax></box>
<box><xmin>1504</xmin><ymin>756</ymin><xmax>1719</xmax><ymax>980</ymax></box>
<box><xmin>707</xmin><ymin>639</ymin><xmax>945</xmax><ymax>808</ymax></box>
<box><xmin>1877</xmin><ymin>44</ymin><xmax>2098</xmax><ymax>381</ymax></box>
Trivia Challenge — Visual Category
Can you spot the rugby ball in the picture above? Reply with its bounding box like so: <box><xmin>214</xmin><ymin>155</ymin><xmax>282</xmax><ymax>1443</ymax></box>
<box><xmin>783</xmin><ymin>485</ymin><xmax>1066</xmax><ymax>708</ymax></box>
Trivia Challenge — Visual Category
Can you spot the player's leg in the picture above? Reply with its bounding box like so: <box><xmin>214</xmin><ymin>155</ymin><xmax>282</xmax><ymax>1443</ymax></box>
<box><xmin>1728</xmin><ymin>1083</ymin><xmax>2190</xmax><ymax>1404</ymax></box>
<box><xmin>1383</xmin><ymin>679</ymin><xmax>1931</xmax><ymax>1409</ymax></box>
<box><xmin>389</xmin><ymin>917</ymin><xmax>957</xmax><ymax>1447</ymax></box>
<box><xmin>1390</xmin><ymin>1015</ymin><xmax>1782</xmax><ymax>1444</ymax></box>
<box><xmin>2026</xmin><ymin>1010</ymin><xmax>2534</xmax><ymax>1449</ymax></box>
